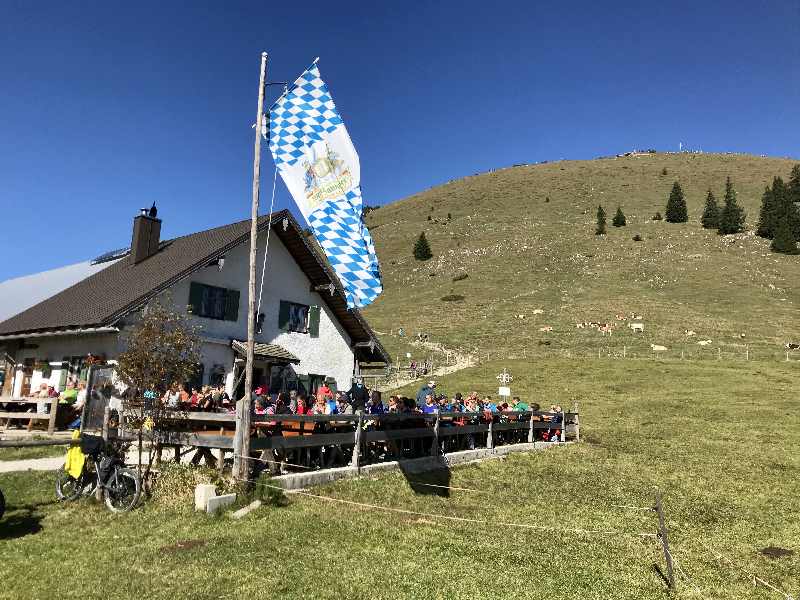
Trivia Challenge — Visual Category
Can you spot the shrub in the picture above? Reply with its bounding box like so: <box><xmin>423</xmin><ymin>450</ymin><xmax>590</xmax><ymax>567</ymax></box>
<box><xmin>652</xmin><ymin>212</ymin><xmax>663</xmax><ymax>221</ymax></box>
<box><xmin>612</xmin><ymin>206</ymin><xmax>626</xmax><ymax>227</ymax></box>
<box><xmin>427</xmin><ymin>215</ymin><xmax>431</xmax><ymax>221</ymax></box>
<box><xmin>633</xmin><ymin>234</ymin><xmax>643</xmax><ymax>241</ymax></box>
<box><xmin>151</xmin><ymin>463</ymin><xmax>231</xmax><ymax>510</ymax></box>
<box><xmin>661</xmin><ymin>167</ymin><xmax>668</xmax><ymax>176</ymax></box>
<box><xmin>441</xmin><ymin>294</ymin><xmax>465</xmax><ymax>302</ymax></box>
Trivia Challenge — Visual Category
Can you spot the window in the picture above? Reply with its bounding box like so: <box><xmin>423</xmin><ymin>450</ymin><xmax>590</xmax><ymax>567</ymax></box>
<box><xmin>278</xmin><ymin>301</ymin><xmax>320</xmax><ymax>336</ymax></box>
<box><xmin>188</xmin><ymin>282</ymin><xmax>240</xmax><ymax>321</ymax></box>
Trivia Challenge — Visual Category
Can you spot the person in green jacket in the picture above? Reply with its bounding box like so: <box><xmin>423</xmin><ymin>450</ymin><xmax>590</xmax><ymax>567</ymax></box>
<box><xmin>510</xmin><ymin>396</ymin><xmax>529</xmax><ymax>411</ymax></box>
<box><xmin>59</xmin><ymin>382</ymin><xmax>78</xmax><ymax>405</ymax></box>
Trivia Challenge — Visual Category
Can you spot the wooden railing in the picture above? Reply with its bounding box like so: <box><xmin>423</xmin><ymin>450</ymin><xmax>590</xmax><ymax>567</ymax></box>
<box><xmin>122</xmin><ymin>407</ymin><xmax>580</xmax><ymax>470</ymax></box>
<box><xmin>0</xmin><ymin>397</ymin><xmax>62</xmax><ymax>434</ymax></box>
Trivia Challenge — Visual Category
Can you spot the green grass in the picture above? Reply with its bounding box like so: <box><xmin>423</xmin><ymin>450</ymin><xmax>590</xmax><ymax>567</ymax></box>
<box><xmin>362</xmin><ymin>153</ymin><xmax>800</xmax><ymax>363</ymax></box>
<box><xmin>0</xmin><ymin>359</ymin><xmax>797</xmax><ymax>599</ymax></box>
<box><xmin>0</xmin><ymin>444</ymin><xmax>66</xmax><ymax>461</ymax></box>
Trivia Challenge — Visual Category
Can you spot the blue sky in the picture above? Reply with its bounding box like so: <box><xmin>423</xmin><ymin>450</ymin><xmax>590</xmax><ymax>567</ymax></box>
<box><xmin>1</xmin><ymin>1</ymin><xmax>798</xmax><ymax>280</ymax></box>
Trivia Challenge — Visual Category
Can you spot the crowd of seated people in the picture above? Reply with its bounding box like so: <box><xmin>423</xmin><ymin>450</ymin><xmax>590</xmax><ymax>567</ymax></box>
<box><xmin>240</xmin><ymin>378</ymin><xmax>566</xmax><ymax>473</ymax></box>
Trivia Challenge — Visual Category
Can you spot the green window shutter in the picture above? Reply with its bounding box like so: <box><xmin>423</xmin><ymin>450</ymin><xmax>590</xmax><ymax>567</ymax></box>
<box><xmin>278</xmin><ymin>300</ymin><xmax>291</xmax><ymax>331</ymax></box>
<box><xmin>188</xmin><ymin>282</ymin><xmax>204</xmax><ymax>315</ymax></box>
<box><xmin>308</xmin><ymin>305</ymin><xmax>321</xmax><ymax>338</ymax></box>
<box><xmin>224</xmin><ymin>289</ymin><xmax>240</xmax><ymax>321</ymax></box>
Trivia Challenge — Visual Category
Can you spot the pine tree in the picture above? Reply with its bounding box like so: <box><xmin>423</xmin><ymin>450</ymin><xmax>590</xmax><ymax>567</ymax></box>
<box><xmin>665</xmin><ymin>181</ymin><xmax>688</xmax><ymax>223</ymax></box>
<box><xmin>756</xmin><ymin>183</ymin><xmax>777</xmax><ymax>238</ymax></box>
<box><xmin>771</xmin><ymin>213</ymin><xmax>799</xmax><ymax>254</ymax></box>
<box><xmin>717</xmin><ymin>177</ymin><xmax>746</xmax><ymax>235</ymax></box>
<box><xmin>701</xmin><ymin>189</ymin><xmax>720</xmax><ymax>229</ymax></box>
<box><xmin>776</xmin><ymin>173</ymin><xmax>800</xmax><ymax>241</ymax></box>
<box><xmin>596</xmin><ymin>205</ymin><xmax>607</xmax><ymax>235</ymax></box>
<box><xmin>612</xmin><ymin>206</ymin><xmax>626</xmax><ymax>227</ymax></box>
<box><xmin>413</xmin><ymin>231</ymin><xmax>432</xmax><ymax>261</ymax></box>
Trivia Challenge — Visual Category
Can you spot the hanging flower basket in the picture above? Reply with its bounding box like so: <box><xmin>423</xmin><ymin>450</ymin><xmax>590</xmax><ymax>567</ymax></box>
<box><xmin>86</xmin><ymin>354</ymin><xmax>107</xmax><ymax>366</ymax></box>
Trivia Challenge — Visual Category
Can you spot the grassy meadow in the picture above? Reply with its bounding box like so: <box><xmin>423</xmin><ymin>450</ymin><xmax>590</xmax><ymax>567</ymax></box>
<box><xmin>1</xmin><ymin>358</ymin><xmax>797</xmax><ymax>599</ymax></box>
<box><xmin>363</xmin><ymin>153</ymin><xmax>800</xmax><ymax>365</ymax></box>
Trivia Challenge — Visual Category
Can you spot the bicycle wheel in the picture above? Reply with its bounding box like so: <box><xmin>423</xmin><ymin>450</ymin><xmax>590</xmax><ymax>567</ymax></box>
<box><xmin>104</xmin><ymin>467</ymin><xmax>141</xmax><ymax>513</ymax></box>
<box><xmin>55</xmin><ymin>467</ymin><xmax>83</xmax><ymax>501</ymax></box>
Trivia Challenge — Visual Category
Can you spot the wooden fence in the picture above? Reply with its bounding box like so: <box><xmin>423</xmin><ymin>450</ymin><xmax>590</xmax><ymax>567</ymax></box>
<box><xmin>121</xmin><ymin>407</ymin><xmax>580</xmax><ymax>471</ymax></box>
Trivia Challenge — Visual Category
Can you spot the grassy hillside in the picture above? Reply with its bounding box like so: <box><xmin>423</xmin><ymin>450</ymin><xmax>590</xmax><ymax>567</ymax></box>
<box><xmin>362</xmin><ymin>153</ymin><xmax>800</xmax><ymax>362</ymax></box>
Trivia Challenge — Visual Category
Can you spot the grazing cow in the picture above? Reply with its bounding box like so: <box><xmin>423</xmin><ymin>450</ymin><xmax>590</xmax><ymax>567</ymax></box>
<box><xmin>532</xmin><ymin>309</ymin><xmax>544</xmax><ymax>315</ymax></box>
<box><xmin>697</xmin><ymin>340</ymin><xmax>712</xmax><ymax>346</ymax></box>
<box><xmin>785</xmin><ymin>343</ymin><xmax>800</xmax><ymax>350</ymax></box>
<box><xmin>599</xmin><ymin>324</ymin><xmax>613</xmax><ymax>336</ymax></box>
<box><xmin>685</xmin><ymin>330</ymin><xmax>696</xmax><ymax>336</ymax></box>
<box><xmin>629</xmin><ymin>322</ymin><xmax>644</xmax><ymax>333</ymax></box>
<box><xmin>650</xmin><ymin>344</ymin><xmax>668</xmax><ymax>352</ymax></box>
<box><xmin>615</xmin><ymin>314</ymin><xmax>627</xmax><ymax>321</ymax></box>
<box><xmin>576</xmin><ymin>322</ymin><xmax>586</xmax><ymax>329</ymax></box>
<box><xmin>539</xmin><ymin>326</ymin><xmax>553</xmax><ymax>332</ymax></box>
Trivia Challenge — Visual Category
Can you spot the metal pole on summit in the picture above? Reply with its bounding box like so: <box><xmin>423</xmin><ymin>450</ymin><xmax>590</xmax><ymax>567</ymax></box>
<box><xmin>234</xmin><ymin>51</ymin><xmax>268</xmax><ymax>483</ymax></box>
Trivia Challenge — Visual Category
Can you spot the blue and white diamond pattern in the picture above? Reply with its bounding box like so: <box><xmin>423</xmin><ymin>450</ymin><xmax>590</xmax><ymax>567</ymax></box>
<box><xmin>269</xmin><ymin>65</ymin><xmax>343</xmax><ymax>167</ymax></box>
<box><xmin>308</xmin><ymin>192</ymin><xmax>382</xmax><ymax>309</ymax></box>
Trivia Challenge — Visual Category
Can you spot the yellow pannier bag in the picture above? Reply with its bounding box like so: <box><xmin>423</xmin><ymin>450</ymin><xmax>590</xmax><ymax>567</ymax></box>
<box><xmin>64</xmin><ymin>429</ymin><xmax>86</xmax><ymax>479</ymax></box>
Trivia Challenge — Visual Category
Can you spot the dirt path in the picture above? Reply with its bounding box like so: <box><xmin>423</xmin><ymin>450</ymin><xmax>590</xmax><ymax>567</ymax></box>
<box><xmin>379</xmin><ymin>340</ymin><xmax>476</xmax><ymax>392</ymax></box>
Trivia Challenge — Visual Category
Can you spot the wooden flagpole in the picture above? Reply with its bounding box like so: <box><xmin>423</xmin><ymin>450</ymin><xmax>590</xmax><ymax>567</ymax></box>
<box><xmin>234</xmin><ymin>51</ymin><xmax>268</xmax><ymax>482</ymax></box>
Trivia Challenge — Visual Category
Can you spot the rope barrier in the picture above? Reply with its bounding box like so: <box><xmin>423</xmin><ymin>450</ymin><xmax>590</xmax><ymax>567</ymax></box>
<box><xmin>234</xmin><ymin>453</ymin><xmax>313</xmax><ymax>471</ymax></box>
<box><xmin>690</xmin><ymin>538</ymin><xmax>795</xmax><ymax>600</ymax></box>
<box><xmin>668</xmin><ymin>548</ymin><xmax>712</xmax><ymax>600</ymax></box>
<box><xmin>237</xmin><ymin>477</ymin><xmax>658</xmax><ymax>540</ymax></box>
<box><xmin>256</xmin><ymin>167</ymin><xmax>278</xmax><ymax>316</ymax></box>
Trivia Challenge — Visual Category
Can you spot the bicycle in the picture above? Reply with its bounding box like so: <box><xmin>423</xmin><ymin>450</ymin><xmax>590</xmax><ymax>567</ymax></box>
<box><xmin>56</xmin><ymin>434</ymin><xmax>141</xmax><ymax>513</ymax></box>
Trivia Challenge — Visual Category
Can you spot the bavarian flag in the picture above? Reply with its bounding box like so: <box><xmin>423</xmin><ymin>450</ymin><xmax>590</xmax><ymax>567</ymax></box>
<box><xmin>268</xmin><ymin>61</ymin><xmax>382</xmax><ymax>309</ymax></box>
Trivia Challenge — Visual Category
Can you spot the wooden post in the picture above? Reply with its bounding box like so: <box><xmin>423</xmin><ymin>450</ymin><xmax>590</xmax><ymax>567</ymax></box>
<box><xmin>47</xmin><ymin>398</ymin><xmax>58</xmax><ymax>434</ymax></box>
<box><xmin>486</xmin><ymin>418</ymin><xmax>494</xmax><ymax>450</ymax></box>
<box><xmin>745</xmin><ymin>345</ymin><xmax>749</xmax><ymax>361</ymax></box>
<box><xmin>234</xmin><ymin>51</ymin><xmax>269</xmax><ymax>483</ymax></box>
<box><xmin>573</xmin><ymin>402</ymin><xmax>580</xmax><ymax>442</ymax></box>
<box><xmin>351</xmin><ymin>412</ymin><xmax>363</xmax><ymax>472</ymax></box>
<box><xmin>655</xmin><ymin>490</ymin><xmax>675</xmax><ymax>589</ymax></box>
<box><xmin>623</xmin><ymin>345</ymin><xmax>626</xmax><ymax>359</ymax></box>
<box><xmin>431</xmin><ymin>413</ymin><xmax>440</xmax><ymax>456</ymax></box>
<box><xmin>560</xmin><ymin>410</ymin><xmax>566</xmax><ymax>442</ymax></box>
<box><xmin>527</xmin><ymin>410</ymin><xmax>534</xmax><ymax>443</ymax></box>
<box><xmin>717</xmin><ymin>347</ymin><xmax>721</xmax><ymax>361</ymax></box>
<box><xmin>96</xmin><ymin>405</ymin><xmax>110</xmax><ymax>502</ymax></box>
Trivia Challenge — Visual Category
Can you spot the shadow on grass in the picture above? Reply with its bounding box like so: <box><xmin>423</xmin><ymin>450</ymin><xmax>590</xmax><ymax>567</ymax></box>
<box><xmin>398</xmin><ymin>455</ymin><xmax>451</xmax><ymax>498</ymax></box>
<box><xmin>0</xmin><ymin>510</ymin><xmax>43</xmax><ymax>539</ymax></box>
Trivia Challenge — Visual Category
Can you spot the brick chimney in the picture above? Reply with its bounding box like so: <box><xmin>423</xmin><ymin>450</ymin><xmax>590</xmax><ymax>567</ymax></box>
<box><xmin>130</xmin><ymin>208</ymin><xmax>161</xmax><ymax>264</ymax></box>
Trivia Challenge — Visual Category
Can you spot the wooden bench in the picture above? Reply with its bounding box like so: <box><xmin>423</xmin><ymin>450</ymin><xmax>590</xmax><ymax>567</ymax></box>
<box><xmin>0</xmin><ymin>397</ymin><xmax>61</xmax><ymax>434</ymax></box>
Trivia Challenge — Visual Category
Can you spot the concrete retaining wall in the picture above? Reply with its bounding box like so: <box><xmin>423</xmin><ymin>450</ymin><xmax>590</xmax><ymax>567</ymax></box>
<box><xmin>270</xmin><ymin>441</ymin><xmax>569</xmax><ymax>490</ymax></box>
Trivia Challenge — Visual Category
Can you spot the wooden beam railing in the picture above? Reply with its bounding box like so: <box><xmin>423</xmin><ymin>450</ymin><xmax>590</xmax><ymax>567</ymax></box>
<box><xmin>120</xmin><ymin>408</ymin><xmax>580</xmax><ymax>468</ymax></box>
